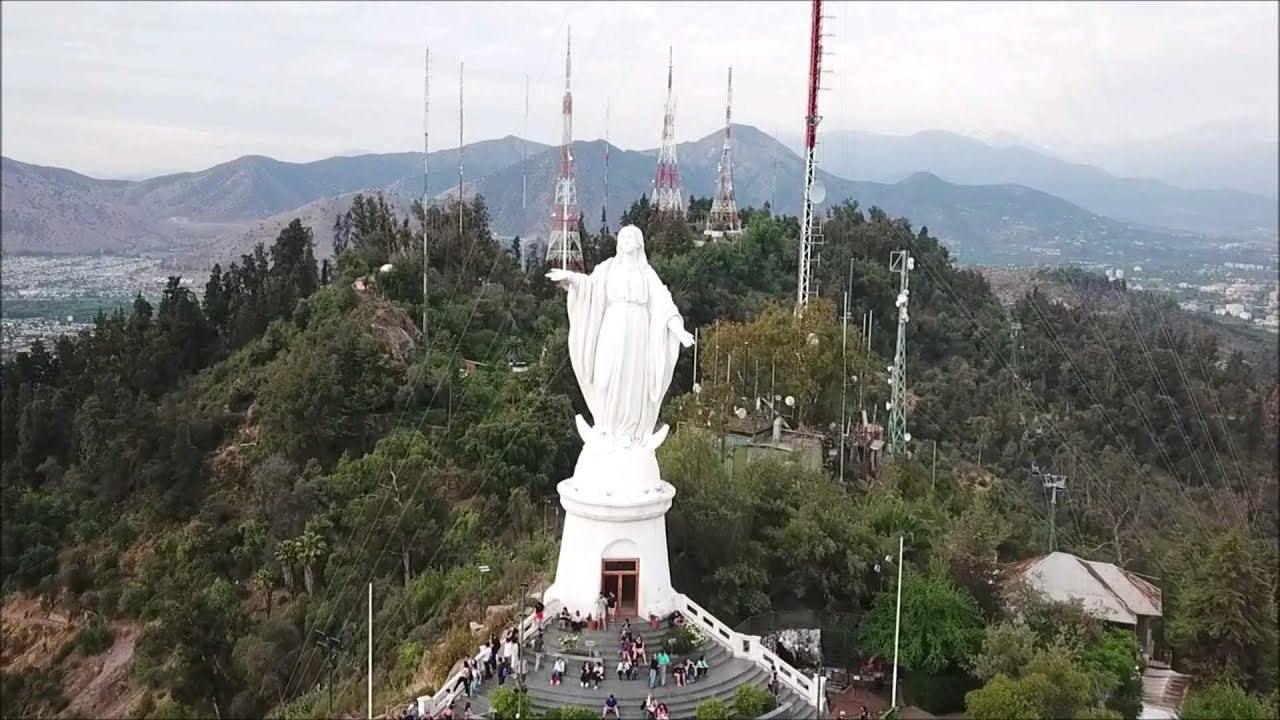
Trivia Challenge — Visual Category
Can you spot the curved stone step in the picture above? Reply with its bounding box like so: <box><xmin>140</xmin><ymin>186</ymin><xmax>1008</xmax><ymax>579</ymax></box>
<box><xmin>525</xmin><ymin>661</ymin><xmax>763</xmax><ymax>704</ymax></box>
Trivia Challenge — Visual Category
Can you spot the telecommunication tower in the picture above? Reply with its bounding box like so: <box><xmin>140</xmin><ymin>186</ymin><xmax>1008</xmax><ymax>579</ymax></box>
<box><xmin>704</xmin><ymin>67</ymin><xmax>742</xmax><ymax>240</ymax></box>
<box><xmin>603</xmin><ymin>97</ymin><xmax>611</xmax><ymax>232</ymax></box>
<box><xmin>653</xmin><ymin>47</ymin><xmax>684</xmax><ymax>217</ymax></box>
<box><xmin>546</xmin><ymin>29</ymin><xmax>584</xmax><ymax>269</ymax></box>
<box><xmin>521</xmin><ymin>74</ymin><xmax>529</xmax><ymax>271</ymax></box>
<box><xmin>887</xmin><ymin>250</ymin><xmax>913</xmax><ymax>455</ymax></box>
<box><xmin>457</xmin><ymin>60</ymin><xmax>464</xmax><ymax>238</ymax></box>
<box><xmin>795</xmin><ymin>0</ymin><xmax>826</xmax><ymax>315</ymax></box>
<box><xmin>422</xmin><ymin>46</ymin><xmax>431</xmax><ymax>341</ymax></box>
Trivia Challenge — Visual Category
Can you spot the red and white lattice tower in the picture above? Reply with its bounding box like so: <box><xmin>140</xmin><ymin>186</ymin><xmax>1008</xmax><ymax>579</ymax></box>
<box><xmin>796</xmin><ymin>0</ymin><xmax>826</xmax><ymax>314</ymax></box>
<box><xmin>704</xmin><ymin>67</ymin><xmax>742</xmax><ymax>240</ymax></box>
<box><xmin>652</xmin><ymin>47</ymin><xmax>683</xmax><ymax>217</ymax></box>
<box><xmin>546</xmin><ymin>28</ymin><xmax>584</xmax><ymax>270</ymax></box>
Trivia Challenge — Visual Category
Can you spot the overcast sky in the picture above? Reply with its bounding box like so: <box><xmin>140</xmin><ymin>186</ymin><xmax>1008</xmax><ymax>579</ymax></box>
<box><xmin>2</xmin><ymin>1</ymin><xmax>1276</xmax><ymax>178</ymax></box>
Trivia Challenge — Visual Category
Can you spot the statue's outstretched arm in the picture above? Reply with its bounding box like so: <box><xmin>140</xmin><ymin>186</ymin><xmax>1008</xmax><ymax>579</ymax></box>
<box><xmin>546</xmin><ymin>268</ymin><xmax>585</xmax><ymax>288</ymax></box>
<box><xmin>666</xmin><ymin>316</ymin><xmax>695</xmax><ymax>348</ymax></box>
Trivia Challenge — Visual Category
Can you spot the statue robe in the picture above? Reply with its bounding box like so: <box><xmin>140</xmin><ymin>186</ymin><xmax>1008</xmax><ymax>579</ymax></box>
<box><xmin>565</xmin><ymin>257</ymin><xmax>682</xmax><ymax>444</ymax></box>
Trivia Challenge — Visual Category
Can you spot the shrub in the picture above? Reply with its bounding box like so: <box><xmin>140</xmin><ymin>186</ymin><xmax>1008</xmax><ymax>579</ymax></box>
<box><xmin>490</xmin><ymin>687</ymin><xmax>538</xmax><ymax>720</ymax></box>
<box><xmin>76</xmin><ymin>617</ymin><xmax>114</xmax><ymax>655</ymax></box>
<box><xmin>906</xmin><ymin>670</ymin><xmax>978</xmax><ymax>714</ymax></box>
<box><xmin>733</xmin><ymin>684</ymin><xmax>777</xmax><ymax>718</ymax></box>
<box><xmin>696</xmin><ymin>699</ymin><xmax>730</xmax><ymax>720</ymax></box>
<box><xmin>1180</xmin><ymin>682</ymin><xmax>1273</xmax><ymax>720</ymax></box>
<box><xmin>670</xmin><ymin>625</ymin><xmax>705</xmax><ymax>655</ymax></box>
<box><xmin>543</xmin><ymin>707</ymin><xmax>597</xmax><ymax>720</ymax></box>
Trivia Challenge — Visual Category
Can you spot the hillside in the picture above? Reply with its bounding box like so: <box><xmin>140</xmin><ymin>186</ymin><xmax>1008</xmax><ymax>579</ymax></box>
<box><xmin>2</xmin><ymin>194</ymin><xmax>1276</xmax><ymax>719</ymax></box>
<box><xmin>5</xmin><ymin>126</ymin><xmax>1264</xmax><ymax>271</ymax></box>
<box><xmin>790</xmin><ymin>128</ymin><xmax>1278</xmax><ymax>237</ymax></box>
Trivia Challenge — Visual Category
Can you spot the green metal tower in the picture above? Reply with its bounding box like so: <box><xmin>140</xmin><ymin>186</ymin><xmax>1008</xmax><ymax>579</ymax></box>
<box><xmin>888</xmin><ymin>250</ymin><xmax>913</xmax><ymax>455</ymax></box>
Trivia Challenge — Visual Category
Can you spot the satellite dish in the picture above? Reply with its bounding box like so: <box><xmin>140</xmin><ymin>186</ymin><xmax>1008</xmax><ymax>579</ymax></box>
<box><xmin>784</xmin><ymin>396</ymin><xmax>796</xmax><ymax>407</ymax></box>
<box><xmin>810</xmin><ymin>180</ymin><xmax>827</xmax><ymax>205</ymax></box>
<box><xmin>735</xmin><ymin>407</ymin><xmax>748</xmax><ymax>419</ymax></box>
<box><xmin>379</xmin><ymin>263</ymin><xmax>395</xmax><ymax>274</ymax></box>
<box><xmin>904</xmin><ymin>432</ymin><xmax>912</xmax><ymax>442</ymax></box>
<box><xmin>693</xmin><ymin>382</ymin><xmax>702</xmax><ymax>394</ymax></box>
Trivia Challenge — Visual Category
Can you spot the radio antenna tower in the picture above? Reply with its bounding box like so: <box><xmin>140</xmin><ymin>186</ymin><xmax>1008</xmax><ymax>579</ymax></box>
<box><xmin>457</xmin><ymin>60</ymin><xmax>464</xmax><ymax>239</ymax></box>
<box><xmin>796</xmin><ymin>0</ymin><xmax>826</xmax><ymax>314</ymax></box>
<box><xmin>521</xmin><ymin>74</ymin><xmax>529</xmax><ymax>271</ymax></box>
<box><xmin>603</xmin><ymin>97</ymin><xmax>611</xmax><ymax>233</ymax></box>
<box><xmin>771</xmin><ymin>126</ymin><xmax>779</xmax><ymax>215</ymax></box>
<box><xmin>422</xmin><ymin>46</ymin><xmax>431</xmax><ymax>342</ymax></box>
<box><xmin>887</xmin><ymin>250</ymin><xmax>913</xmax><ymax>455</ymax></box>
<box><xmin>546</xmin><ymin>28</ymin><xmax>583</xmax><ymax>269</ymax></box>
<box><xmin>653</xmin><ymin>47</ymin><xmax>684</xmax><ymax>217</ymax></box>
<box><xmin>704</xmin><ymin>67</ymin><xmax>742</xmax><ymax>240</ymax></box>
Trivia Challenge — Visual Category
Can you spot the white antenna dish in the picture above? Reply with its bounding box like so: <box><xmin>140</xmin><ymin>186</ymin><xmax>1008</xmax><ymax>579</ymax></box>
<box><xmin>904</xmin><ymin>432</ymin><xmax>912</xmax><ymax>442</ymax></box>
<box><xmin>784</xmin><ymin>395</ymin><xmax>796</xmax><ymax>407</ymax></box>
<box><xmin>379</xmin><ymin>263</ymin><xmax>395</xmax><ymax>274</ymax></box>
<box><xmin>734</xmin><ymin>407</ymin><xmax>748</xmax><ymax>419</ymax></box>
<box><xmin>810</xmin><ymin>179</ymin><xmax>827</xmax><ymax>205</ymax></box>
<box><xmin>693</xmin><ymin>382</ymin><xmax>702</xmax><ymax>394</ymax></box>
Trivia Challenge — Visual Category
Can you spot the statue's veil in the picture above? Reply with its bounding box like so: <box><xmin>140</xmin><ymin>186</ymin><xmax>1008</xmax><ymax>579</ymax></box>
<box><xmin>618</xmin><ymin>225</ymin><xmax>648</xmax><ymax>266</ymax></box>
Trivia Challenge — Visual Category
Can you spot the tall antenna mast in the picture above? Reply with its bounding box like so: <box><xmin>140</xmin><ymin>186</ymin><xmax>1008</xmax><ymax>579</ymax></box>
<box><xmin>796</xmin><ymin>0</ymin><xmax>826</xmax><ymax>314</ymax></box>
<box><xmin>887</xmin><ymin>250</ymin><xmax>913</xmax><ymax>455</ymax></box>
<box><xmin>546</xmin><ymin>27</ymin><xmax>583</xmax><ymax>269</ymax></box>
<box><xmin>422</xmin><ymin>46</ymin><xmax>431</xmax><ymax>342</ymax></box>
<box><xmin>603</xmin><ymin>96</ymin><xmax>611</xmax><ymax>233</ymax></box>
<box><xmin>653</xmin><ymin>46</ymin><xmax>684</xmax><ymax>217</ymax></box>
<box><xmin>771</xmin><ymin>126</ymin><xmax>779</xmax><ymax>215</ymax></box>
<box><xmin>522</xmin><ymin>74</ymin><xmax>529</xmax><ymax>272</ymax></box>
<box><xmin>458</xmin><ymin>60</ymin><xmax>464</xmax><ymax>239</ymax></box>
<box><xmin>704</xmin><ymin>66</ymin><xmax>742</xmax><ymax>240</ymax></box>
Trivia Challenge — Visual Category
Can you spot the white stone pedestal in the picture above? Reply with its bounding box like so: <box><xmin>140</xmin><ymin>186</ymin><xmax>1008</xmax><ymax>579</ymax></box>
<box><xmin>542</xmin><ymin>438</ymin><xmax>678</xmax><ymax>620</ymax></box>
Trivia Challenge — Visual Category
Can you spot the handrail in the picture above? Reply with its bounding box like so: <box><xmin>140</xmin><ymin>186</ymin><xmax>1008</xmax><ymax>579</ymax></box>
<box><xmin>672</xmin><ymin>593</ymin><xmax>820</xmax><ymax>711</ymax></box>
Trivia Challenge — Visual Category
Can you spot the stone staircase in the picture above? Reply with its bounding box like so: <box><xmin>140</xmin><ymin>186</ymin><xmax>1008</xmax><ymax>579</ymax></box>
<box><xmin>463</xmin><ymin>621</ymin><xmax>817</xmax><ymax>719</ymax></box>
<box><xmin>1142</xmin><ymin>667</ymin><xmax>1192</xmax><ymax>713</ymax></box>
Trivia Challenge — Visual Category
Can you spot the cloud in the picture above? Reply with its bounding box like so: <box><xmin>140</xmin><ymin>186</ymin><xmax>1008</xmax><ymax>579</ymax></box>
<box><xmin>2</xmin><ymin>0</ymin><xmax>1275</xmax><ymax>177</ymax></box>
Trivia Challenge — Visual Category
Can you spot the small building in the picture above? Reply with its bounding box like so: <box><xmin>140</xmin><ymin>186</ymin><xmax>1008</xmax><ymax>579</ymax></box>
<box><xmin>1005</xmin><ymin>551</ymin><xmax>1162</xmax><ymax>661</ymax></box>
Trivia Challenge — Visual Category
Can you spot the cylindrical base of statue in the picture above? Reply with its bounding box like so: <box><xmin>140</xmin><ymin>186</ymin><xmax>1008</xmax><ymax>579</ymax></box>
<box><xmin>542</xmin><ymin>450</ymin><xmax>678</xmax><ymax>621</ymax></box>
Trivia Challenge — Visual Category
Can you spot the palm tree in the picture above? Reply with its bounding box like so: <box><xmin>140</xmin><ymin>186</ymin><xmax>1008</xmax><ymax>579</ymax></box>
<box><xmin>275</xmin><ymin>539</ymin><xmax>297</xmax><ymax>591</ymax></box>
<box><xmin>294</xmin><ymin>531</ymin><xmax>328</xmax><ymax>595</ymax></box>
<box><xmin>253</xmin><ymin>567</ymin><xmax>276</xmax><ymax>617</ymax></box>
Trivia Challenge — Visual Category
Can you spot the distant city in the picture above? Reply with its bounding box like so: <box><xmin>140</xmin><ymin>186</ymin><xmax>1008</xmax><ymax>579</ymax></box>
<box><xmin>4</xmin><ymin>241</ymin><xmax>1274</xmax><ymax>363</ymax></box>
<box><xmin>1</xmin><ymin>255</ymin><xmax>196</xmax><ymax>359</ymax></box>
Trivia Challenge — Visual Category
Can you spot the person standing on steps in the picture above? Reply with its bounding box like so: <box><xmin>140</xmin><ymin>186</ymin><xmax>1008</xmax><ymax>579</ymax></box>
<box><xmin>532</xmin><ymin>629</ymin><xmax>544</xmax><ymax>672</ymax></box>
<box><xmin>648</xmin><ymin>657</ymin><xmax>659</xmax><ymax>689</ymax></box>
<box><xmin>597</xmin><ymin>591</ymin><xmax>610</xmax><ymax>631</ymax></box>
<box><xmin>656</xmin><ymin>649</ymin><xmax>671</xmax><ymax>686</ymax></box>
<box><xmin>607</xmin><ymin>589</ymin><xmax>617</xmax><ymax>626</ymax></box>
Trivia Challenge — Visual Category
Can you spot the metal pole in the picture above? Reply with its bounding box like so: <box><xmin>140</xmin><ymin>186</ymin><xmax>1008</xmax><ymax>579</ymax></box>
<box><xmin>367</xmin><ymin>583</ymin><xmax>373</xmax><ymax>720</ymax></box>
<box><xmin>891</xmin><ymin>534</ymin><xmax>904</xmax><ymax>709</ymax></box>
<box><xmin>932</xmin><ymin>440</ymin><xmax>937</xmax><ymax>493</ymax></box>
<box><xmin>840</xmin><ymin>290</ymin><xmax>848</xmax><ymax>480</ymax></box>
<box><xmin>693</xmin><ymin>327</ymin><xmax>699</xmax><ymax>386</ymax></box>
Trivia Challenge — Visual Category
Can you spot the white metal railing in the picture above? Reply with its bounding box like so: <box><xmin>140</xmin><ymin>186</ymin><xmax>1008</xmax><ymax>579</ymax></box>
<box><xmin>418</xmin><ymin>598</ymin><xmax>559</xmax><ymax>716</ymax></box>
<box><xmin>672</xmin><ymin>593</ymin><xmax>821</xmax><ymax>712</ymax></box>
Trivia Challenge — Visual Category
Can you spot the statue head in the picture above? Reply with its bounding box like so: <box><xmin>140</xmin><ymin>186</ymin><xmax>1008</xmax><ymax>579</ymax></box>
<box><xmin>617</xmin><ymin>225</ymin><xmax>646</xmax><ymax>262</ymax></box>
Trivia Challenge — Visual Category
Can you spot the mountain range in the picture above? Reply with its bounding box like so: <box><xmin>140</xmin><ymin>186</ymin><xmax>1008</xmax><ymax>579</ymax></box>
<box><xmin>783</xmin><ymin>129</ymin><xmax>1278</xmax><ymax>237</ymax></box>
<box><xmin>2</xmin><ymin>125</ymin><xmax>1275</xmax><ymax>270</ymax></box>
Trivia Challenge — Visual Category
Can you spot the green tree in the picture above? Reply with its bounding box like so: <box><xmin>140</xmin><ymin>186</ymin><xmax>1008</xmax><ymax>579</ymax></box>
<box><xmin>860</xmin><ymin>565</ymin><xmax>984</xmax><ymax>674</ymax></box>
<box><xmin>1179</xmin><ymin>682</ymin><xmax>1274</xmax><ymax>720</ymax></box>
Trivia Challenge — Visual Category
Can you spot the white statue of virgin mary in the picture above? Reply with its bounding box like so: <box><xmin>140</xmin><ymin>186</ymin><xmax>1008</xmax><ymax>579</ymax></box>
<box><xmin>547</xmin><ymin>225</ymin><xmax>695</xmax><ymax>449</ymax></box>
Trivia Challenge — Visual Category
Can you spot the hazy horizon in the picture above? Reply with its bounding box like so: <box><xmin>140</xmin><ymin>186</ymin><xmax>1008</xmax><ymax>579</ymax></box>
<box><xmin>2</xmin><ymin>1</ymin><xmax>1276</xmax><ymax>181</ymax></box>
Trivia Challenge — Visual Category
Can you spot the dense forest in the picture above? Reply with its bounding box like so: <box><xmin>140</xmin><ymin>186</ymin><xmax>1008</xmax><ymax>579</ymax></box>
<box><xmin>2</xmin><ymin>192</ymin><xmax>1276</xmax><ymax>719</ymax></box>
